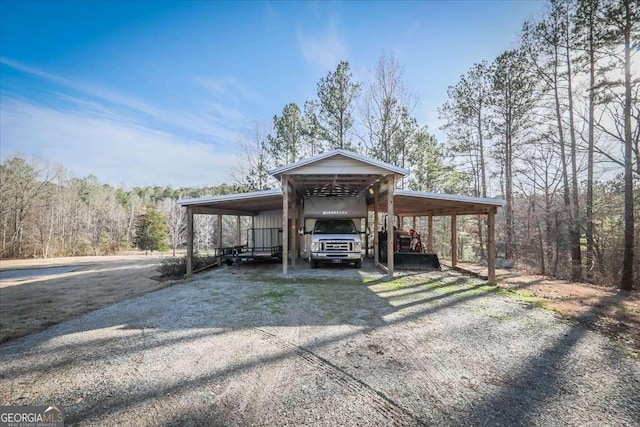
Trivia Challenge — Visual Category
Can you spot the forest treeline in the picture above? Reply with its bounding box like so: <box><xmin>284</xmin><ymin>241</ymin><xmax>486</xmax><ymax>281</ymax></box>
<box><xmin>1</xmin><ymin>0</ymin><xmax>637</xmax><ymax>290</ymax></box>
<box><xmin>0</xmin><ymin>157</ymin><xmax>245</xmax><ymax>259</ymax></box>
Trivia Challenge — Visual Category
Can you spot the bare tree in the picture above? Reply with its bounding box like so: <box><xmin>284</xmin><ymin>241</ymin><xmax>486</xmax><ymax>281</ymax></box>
<box><xmin>234</xmin><ymin>122</ymin><xmax>275</xmax><ymax>191</ymax></box>
<box><xmin>160</xmin><ymin>198</ymin><xmax>186</xmax><ymax>256</ymax></box>
<box><xmin>361</xmin><ymin>53</ymin><xmax>416</xmax><ymax>164</ymax></box>
<box><xmin>602</xmin><ymin>0</ymin><xmax>638</xmax><ymax>290</ymax></box>
<box><xmin>0</xmin><ymin>156</ymin><xmax>55</xmax><ymax>257</ymax></box>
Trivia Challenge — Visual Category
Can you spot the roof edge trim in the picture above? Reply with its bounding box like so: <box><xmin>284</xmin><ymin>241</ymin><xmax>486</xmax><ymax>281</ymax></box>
<box><xmin>394</xmin><ymin>189</ymin><xmax>506</xmax><ymax>206</ymax></box>
<box><xmin>177</xmin><ymin>189</ymin><xmax>282</xmax><ymax>206</ymax></box>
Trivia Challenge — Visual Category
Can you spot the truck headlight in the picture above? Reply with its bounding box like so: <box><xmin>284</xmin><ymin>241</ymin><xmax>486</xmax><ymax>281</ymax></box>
<box><xmin>354</xmin><ymin>242</ymin><xmax>362</xmax><ymax>252</ymax></box>
<box><xmin>311</xmin><ymin>242</ymin><xmax>321</xmax><ymax>252</ymax></box>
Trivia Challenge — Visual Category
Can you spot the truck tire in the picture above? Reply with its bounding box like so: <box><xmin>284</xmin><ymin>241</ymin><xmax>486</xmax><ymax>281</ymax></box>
<box><xmin>354</xmin><ymin>260</ymin><xmax>361</xmax><ymax>269</ymax></box>
<box><xmin>310</xmin><ymin>260</ymin><xmax>317</xmax><ymax>269</ymax></box>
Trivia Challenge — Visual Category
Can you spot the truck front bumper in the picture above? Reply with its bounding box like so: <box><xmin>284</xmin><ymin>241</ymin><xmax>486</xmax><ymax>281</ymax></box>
<box><xmin>311</xmin><ymin>252</ymin><xmax>362</xmax><ymax>261</ymax></box>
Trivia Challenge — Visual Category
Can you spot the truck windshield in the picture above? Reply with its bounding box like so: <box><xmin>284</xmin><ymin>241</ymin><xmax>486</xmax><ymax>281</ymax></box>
<box><xmin>313</xmin><ymin>219</ymin><xmax>359</xmax><ymax>234</ymax></box>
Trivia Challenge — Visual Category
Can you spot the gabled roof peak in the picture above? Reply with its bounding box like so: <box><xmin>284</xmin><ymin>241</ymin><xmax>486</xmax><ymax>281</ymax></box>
<box><xmin>269</xmin><ymin>149</ymin><xmax>410</xmax><ymax>178</ymax></box>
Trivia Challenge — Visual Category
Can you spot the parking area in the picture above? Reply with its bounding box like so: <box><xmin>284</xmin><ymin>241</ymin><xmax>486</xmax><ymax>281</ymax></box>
<box><xmin>1</xmin><ymin>262</ymin><xmax>638</xmax><ymax>426</ymax></box>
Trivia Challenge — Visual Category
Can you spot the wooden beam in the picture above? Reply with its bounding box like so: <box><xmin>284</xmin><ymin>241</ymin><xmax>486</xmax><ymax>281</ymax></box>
<box><xmin>412</xmin><ymin>216</ymin><xmax>417</xmax><ymax>231</ymax></box>
<box><xmin>374</xmin><ymin>184</ymin><xmax>379</xmax><ymax>267</ymax></box>
<box><xmin>299</xmin><ymin>197</ymin><xmax>304</xmax><ymax>258</ymax></box>
<box><xmin>251</xmin><ymin>215</ymin><xmax>255</xmax><ymax>246</ymax></box>
<box><xmin>364</xmin><ymin>213</ymin><xmax>369</xmax><ymax>258</ymax></box>
<box><xmin>451</xmin><ymin>214</ymin><xmax>457</xmax><ymax>268</ymax></box>
<box><xmin>236</xmin><ymin>215</ymin><xmax>241</xmax><ymax>247</ymax></box>
<box><xmin>191</xmin><ymin>206</ymin><xmax>254</xmax><ymax>216</ymax></box>
<box><xmin>282</xmin><ymin>175</ymin><xmax>289</xmax><ymax>275</ymax></box>
<box><xmin>488</xmin><ymin>208</ymin><xmax>496</xmax><ymax>285</ymax></box>
<box><xmin>186</xmin><ymin>206</ymin><xmax>194</xmax><ymax>277</ymax></box>
<box><xmin>291</xmin><ymin>192</ymin><xmax>297</xmax><ymax>267</ymax></box>
<box><xmin>217</xmin><ymin>214</ymin><xmax>222</xmax><ymax>266</ymax></box>
<box><xmin>387</xmin><ymin>174</ymin><xmax>395</xmax><ymax>277</ymax></box>
<box><xmin>428</xmin><ymin>215</ymin><xmax>433</xmax><ymax>253</ymax></box>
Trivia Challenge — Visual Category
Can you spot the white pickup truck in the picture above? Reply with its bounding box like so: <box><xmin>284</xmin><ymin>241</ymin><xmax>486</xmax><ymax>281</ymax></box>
<box><xmin>309</xmin><ymin>219</ymin><xmax>362</xmax><ymax>269</ymax></box>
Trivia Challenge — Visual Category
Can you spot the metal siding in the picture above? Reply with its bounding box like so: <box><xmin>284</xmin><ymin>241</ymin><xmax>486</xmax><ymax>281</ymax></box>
<box><xmin>288</xmin><ymin>156</ymin><xmax>390</xmax><ymax>175</ymax></box>
<box><xmin>254</xmin><ymin>210</ymin><xmax>282</xmax><ymax>248</ymax></box>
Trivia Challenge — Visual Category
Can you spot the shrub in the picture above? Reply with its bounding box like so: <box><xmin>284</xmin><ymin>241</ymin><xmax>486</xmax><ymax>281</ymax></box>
<box><xmin>158</xmin><ymin>255</ymin><xmax>220</xmax><ymax>278</ymax></box>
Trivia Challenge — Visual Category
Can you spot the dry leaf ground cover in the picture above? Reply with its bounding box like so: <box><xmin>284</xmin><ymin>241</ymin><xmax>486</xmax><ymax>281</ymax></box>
<box><xmin>448</xmin><ymin>261</ymin><xmax>640</xmax><ymax>356</ymax></box>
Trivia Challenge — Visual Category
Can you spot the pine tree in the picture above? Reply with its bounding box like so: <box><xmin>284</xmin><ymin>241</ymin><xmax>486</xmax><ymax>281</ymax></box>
<box><xmin>316</xmin><ymin>61</ymin><xmax>361</xmax><ymax>150</ymax></box>
<box><xmin>134</xmin><ymin>207</ymin><xmax>169</xmax><ymax>255</ymax></box>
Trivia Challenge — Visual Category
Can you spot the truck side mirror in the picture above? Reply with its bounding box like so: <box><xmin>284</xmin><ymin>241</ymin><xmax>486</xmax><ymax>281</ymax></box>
<box><xmin>298</xmin><ymin>227</ymin><xmax>305</xmax><ymax>236</ymax></box>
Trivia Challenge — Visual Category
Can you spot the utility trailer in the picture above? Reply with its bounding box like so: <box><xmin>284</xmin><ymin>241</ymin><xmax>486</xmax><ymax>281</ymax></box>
<box><xmin>221</xmin><ymin>227</ymin><xmax>283</xmax><ymax>265</ymax></box>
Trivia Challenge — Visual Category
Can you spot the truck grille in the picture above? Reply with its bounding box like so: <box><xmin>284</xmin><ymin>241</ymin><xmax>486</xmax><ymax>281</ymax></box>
<box><xmin>319</xmin><ymin>240</ymin><xmax>353</xmax><ymax>251</ymax></box>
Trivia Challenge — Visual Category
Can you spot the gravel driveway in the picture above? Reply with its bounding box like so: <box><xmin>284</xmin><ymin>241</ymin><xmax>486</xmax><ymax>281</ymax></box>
<box><xmin>1</xmin><ymin>262</ymin><xmax>639</xmax><ymax>426</ymax></box>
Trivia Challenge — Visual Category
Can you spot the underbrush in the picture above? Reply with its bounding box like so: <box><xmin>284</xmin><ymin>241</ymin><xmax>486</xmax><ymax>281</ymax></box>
<box><xmin>158</xmin><ymin>255</ymin><xmax>219</xmax><ymax>278</ymax></box>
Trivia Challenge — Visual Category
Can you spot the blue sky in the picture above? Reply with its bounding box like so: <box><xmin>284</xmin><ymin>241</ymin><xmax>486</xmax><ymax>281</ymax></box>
<box><xmin>0</xmin><ymin>0</ymin><xmax>544</xmax><ymax>187</ymax></box>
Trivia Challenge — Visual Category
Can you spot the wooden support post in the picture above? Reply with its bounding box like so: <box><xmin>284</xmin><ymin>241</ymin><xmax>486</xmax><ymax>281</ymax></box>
<box><xmin>299</xmin><ymin>200</ymin><xmax>304</xmax><ymax>258</ymax></box>
<box><xmin>451</xmin><ymin>214</ymin><xmax>457</xmax><ymax>268</ymax></box>
<box><xmin>282</xmin><ymin>175</ymin><xmax>289</xmax><ymax>275</ymax></box>
<box><xmin>428</xmin><ymin>215</ymin><xmax>433</xmax><ymax>253</ymax></box>
<box><xmin>488</xmin><ymin>208</ymin><xmax>496</xmax><ymax>285</ymax></box>
<box><xmin>217</xmin><ymin>214</ymin><xmax>222</xmax><ymax>266</ymax></box>
<box><xmin>291</xmin><ymin>194</ymin><xmax>297</xmax><ymax>267</ymax></box>
<box><xmin>251</xmin><ymin>216</ymin><xmax>255</xmax><ymax>247</ymax></box>
<box><xmin>412</xmin><ymin>216</ymin><xmax>417</xmax><ymax>231</ymax></box>
<box><xmin>186</xmin><ymin>206</ymin><xmax>194</xmax><ymax>277</ymax></box>
<box><xmin>236</xmin><ymin>215</ymin><xmax>241</xmax><ymax>247</ymax></box>
<box><xmin>364</xmin><ymin>213</ymin><xmax>369</xmax><ymax>258</ymax></box>
<box><xmin>374</xmin><ymin>185</ymin><xmax>379</xmax><ymax>267</ymax></box>
<box><xmin>387</xmin><ymin>175</ymin><xmax>395</xmax><ymax>277</ymax></box>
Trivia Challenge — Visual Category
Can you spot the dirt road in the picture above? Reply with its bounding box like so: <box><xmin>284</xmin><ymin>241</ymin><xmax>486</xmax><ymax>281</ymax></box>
<box><xmin>0</xmin><ymin>255</ymin><xmax>167</xmax><ymax>343</ymax></box>
<box><xmin>1</xmin><ymin>263</ymin><xmax>638</xmax><ymax>426</ymax></box>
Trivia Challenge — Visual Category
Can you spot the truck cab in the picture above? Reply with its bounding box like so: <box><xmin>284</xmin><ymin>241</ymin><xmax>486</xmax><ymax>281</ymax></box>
<box><xmin>309</xmin><ymin>219</ymin><xmax>362</xmax><ymax>269</ymax></box>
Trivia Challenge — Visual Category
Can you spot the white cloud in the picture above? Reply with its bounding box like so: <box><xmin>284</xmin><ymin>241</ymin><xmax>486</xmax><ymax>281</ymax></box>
<box><xmin>197</xmin><ymin>76</ymin><xmax>260</xmax><ymax>102</ymax></box>
<box><xmin>297</xmin><ymin>20</ymin><xmax>348</xmax><ymax>70</ymax></box>
<box><xmin>0</xmin><ymin>58</ymin><xmax>257</xmax><ymax>186</ymax></box>
<box><xmin>0</xmin><ymin>58</ymin><xmax>249</xmax><ymax>145</ymax></box>
<box><xmin>0</xmin><ymin>98</ymin><xmax>238</xmax><ymax>187</ymax></box>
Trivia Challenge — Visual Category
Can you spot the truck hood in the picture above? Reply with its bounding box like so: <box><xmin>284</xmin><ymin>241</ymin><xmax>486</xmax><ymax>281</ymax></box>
<box><xmin>312</xmin><ymin>234</ymin><xmax>362</xmax><ymax>242</ymax></box>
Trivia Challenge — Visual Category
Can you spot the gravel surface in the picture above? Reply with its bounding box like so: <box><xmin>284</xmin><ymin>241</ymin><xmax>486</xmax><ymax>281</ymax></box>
<box><xmin>1</xmin><ymin>261</ymin><xmax>639</xmax><ymax>426</ymax></box>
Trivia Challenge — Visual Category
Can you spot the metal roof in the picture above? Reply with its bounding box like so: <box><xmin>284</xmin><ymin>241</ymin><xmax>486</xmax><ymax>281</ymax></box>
<box><xmin>176</xmin><ymin>153</ymin><xmax>505</xmax><ymax>216</ymax></box>
<box><xmin>177</xmin><ymin>189</ymin><xmax>283</xmax><ymax>215</ymax></box>
<box><xmin>177</xmin><ymin>188</ymin><xmax>504</xmax><ymax>217</ymax></box>
<box><xmin>177</xmin><ymin>189</ymin><xmax>282</xmax><ymax>206</ymax></box>
<box><xmin>371</xmin><ymin>189</ymin><xmax>505</xmax><ymax>216</ymax></box>
<box><xmin>395</xmin><ymin>189</ymin><xmax>505</xmax><ymax>206</ymax></box>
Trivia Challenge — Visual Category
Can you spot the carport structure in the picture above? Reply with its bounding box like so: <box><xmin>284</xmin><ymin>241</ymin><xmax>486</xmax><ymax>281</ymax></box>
<box><xmin>178</xmin><ymin>149</ymin><xmax>504</xmax><ymax>282</ymax></box>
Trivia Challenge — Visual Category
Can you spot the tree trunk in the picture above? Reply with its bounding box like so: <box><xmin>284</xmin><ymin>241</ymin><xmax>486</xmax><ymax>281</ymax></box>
<box><xmin>553</xmin><ymin>44</ymin><xmax>572</xmax><ymax>278</ymax></box>
<box><xmin>585</xmin><ymin>7</ymin><xmax>596</xmax><ymax>282</ymax></box>
<box><xmin>478</xmin><ymin>107</ymin><xmax>487</xmax><ymax>259</ymax></box>
<box><xmin>565</xmin><ymin>13</ymin><xmax>583</xmax><ymax>282</ymax></box>
<box><xmin>620</xmin><ymin>0</ymin><xmax>634</xmax><ymax>291</ymax></box>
